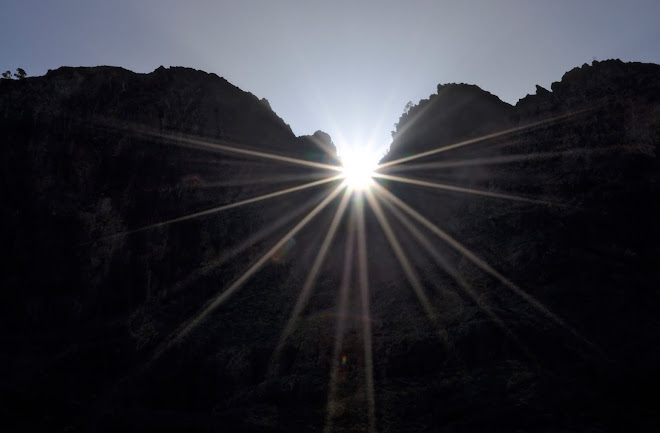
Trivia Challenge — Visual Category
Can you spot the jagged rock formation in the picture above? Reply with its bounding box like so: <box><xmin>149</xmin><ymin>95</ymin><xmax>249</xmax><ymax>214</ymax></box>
<box><xmin>1</xmin><ymin>60</ymin><xmax>659</xmax><ymax>432</ymax></box>
<box><xmin>388</xmin><ymin>83</ymin><xmax>514</xmax><ymax>160</ymax></box>
<box><xmin>295</xmin><ymin>130</ymin><xmax>340</xmax><ymax>164</ymax></box>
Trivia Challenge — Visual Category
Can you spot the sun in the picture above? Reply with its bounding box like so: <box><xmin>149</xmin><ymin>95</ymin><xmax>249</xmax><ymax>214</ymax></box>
<box><xmin>340</xmin><ymin>148</ymin><xmax>379</xmax><ymax>191</ymax></box>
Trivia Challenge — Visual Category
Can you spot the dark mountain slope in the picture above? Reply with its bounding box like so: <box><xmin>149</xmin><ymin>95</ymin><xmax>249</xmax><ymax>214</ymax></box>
<box><xmin>373</xmin><ymin>59</ymin><xmax>660</xmax><ymax>431</ymax></box>
<box><xmin>1</xmin><ymin>60</ymin><xmax>659</xmax><ymax>432</ymax></box>
<box><xmin>388</xmin><ymin>83</ymin><xmax>514</xmax><ymax>162</ymax></box>
<box><xmin>1</xmin><ymin>66</ymin><xmax>341</xmax><ymax>431</ymax></box>
<box><xmin>0</xmin><ymin>64</ymin><xmax>337</xmax><ymax>321</ymax></box>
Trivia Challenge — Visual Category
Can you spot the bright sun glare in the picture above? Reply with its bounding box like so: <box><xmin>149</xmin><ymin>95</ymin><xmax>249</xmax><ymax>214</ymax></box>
<box><xmin>340</xmin><ymin>149</ymin><xmax>379</xmax><ymax>191</ymax></box>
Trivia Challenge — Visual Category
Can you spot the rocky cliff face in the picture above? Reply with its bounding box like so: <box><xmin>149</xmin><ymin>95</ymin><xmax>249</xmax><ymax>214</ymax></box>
<box><xmin>388</xmin><ymin>83</ymin><xmax>514</xmax><ymax>161</ymax></box>
<box><xmin>0</xmin><ymin>66</ymin><xmax>340</xmax><ymax>431</ymax></box>
<box><xmin>2</xmin><ymin>61</ymin><xmax>659</xmax><ymax>432</ymax></box>
<box><xmin>1</xmin><ymin>65</ymin><xmax>335</xmax><ymax>318</ymax></box>
<box><xmin>373</xmin><ymin>59</ymin><xmax>660</xmax><ymax>431</ymax></box>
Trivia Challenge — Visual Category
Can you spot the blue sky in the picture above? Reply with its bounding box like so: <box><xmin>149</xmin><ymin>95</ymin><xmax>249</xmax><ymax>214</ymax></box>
<box><xmin>2</xmin><ymin>0</ymin><xmax>659</xmax><ymax>160</ymax></box>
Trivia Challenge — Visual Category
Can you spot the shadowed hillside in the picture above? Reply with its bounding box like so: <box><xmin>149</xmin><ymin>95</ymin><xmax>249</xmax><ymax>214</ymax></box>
<box><xmin>1</xmin><ymin>60</ymin><xmax>659</xmax><ymax>432</ymax></box>
<box><xmin>373</xmin><ymin>59</ymin><xmax>660</xmax><ymax>431</ymax></box>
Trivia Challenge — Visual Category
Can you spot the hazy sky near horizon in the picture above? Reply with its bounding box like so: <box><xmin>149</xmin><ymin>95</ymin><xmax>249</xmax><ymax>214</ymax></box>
<box><xmin>2</xmin><ymin>0</ymin><xmax>659</xmax><ymax>159</ymax></box>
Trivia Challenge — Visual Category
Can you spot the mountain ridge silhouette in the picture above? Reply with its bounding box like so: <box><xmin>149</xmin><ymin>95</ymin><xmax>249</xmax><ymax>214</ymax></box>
<box><xmin>1</xmin><ymin>59</ymin><xmax>659</xmax><ymax>432</ymax></box>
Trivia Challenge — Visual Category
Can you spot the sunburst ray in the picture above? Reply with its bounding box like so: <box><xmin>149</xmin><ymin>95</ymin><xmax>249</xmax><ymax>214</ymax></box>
<box><xmin>381</xmin><ymin>196</ymin><xmax>534</xmax><ymax>360</ymax></box>
<box><xmin>94</xmin><ymin>174</ymin><xmax>343</xmax><ymax>242</ymax></box>
<box><xmin>364</xmin><ymin>190</ymin><xmax>449</xmax><ymax>344</ymax></box>
<box><xmin>149</xmin><ymin>182</ymin><xmax>347</xmax><ymax>362</ymax></box>
<box><xmin>378</xmin><ymin>111</ymin><xmax>587</xmax><ymax>170</ymax></box>
<box><xmin>104</xmin><ymin>119</ymin><xmax>344</xmax><ymax>172</ymax></box>
<box><xmin>382</xmin><ymin>145</ymin><xmax>624</xmax><ymax>173</ymax></box>
<box><xmin>275</xmin><ymin>188</ymin><xmax>352</xmax><ymax>352</ymax></box>
<box><xmin>166</xmin><ymin>187</ymin><xmax>335</xmax><ymax>298</ymax></box>
<box><xmin>356</xmin><ymin>193</ymin><xmax>377</xmax><ymax>433</ymax></box>
<box><xmin>374</xmin><ymin>173</ymin><xmax>559</xmax><ymax>206</ymax></box>
<box><xmin>148</xmin><ymin>130</ymin><xmax>342</xmax><ymax>171</ymax></box>
<box><xmin>201</xmin><ymin>171</ymin><xmax>331</xmax><ymax>188</ymax></box>
<box><xmin>373</xmin><ymin>183</ymin><xmax>600</xmax><ymax>352</ymax></box>
<box><xmin>324</xmin><ymin>204</ymin><xmax>358</xmax><ymax>433</ymax></box>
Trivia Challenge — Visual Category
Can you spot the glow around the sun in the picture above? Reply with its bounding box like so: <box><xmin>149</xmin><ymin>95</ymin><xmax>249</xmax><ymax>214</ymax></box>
<box><xmin>339</xmin><ymin>148</ymin><xmax>379</xmax><ymax>191</ymax></box>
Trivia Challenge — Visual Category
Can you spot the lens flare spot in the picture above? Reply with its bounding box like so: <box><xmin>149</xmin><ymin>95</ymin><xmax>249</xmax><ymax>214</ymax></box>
<box><xmin>271</xmin><ymin>237</ymin><xmax>296</xmax><ymax>263</ymax></box>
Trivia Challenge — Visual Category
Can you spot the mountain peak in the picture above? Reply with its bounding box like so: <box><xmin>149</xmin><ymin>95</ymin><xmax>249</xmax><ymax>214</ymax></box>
<box><xmin>385</xmin><ymin>82</ymin><xmax>513</xmax><ymax>161</ymax></box>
